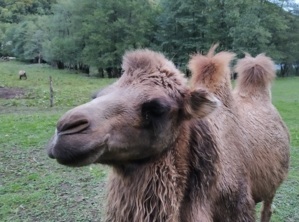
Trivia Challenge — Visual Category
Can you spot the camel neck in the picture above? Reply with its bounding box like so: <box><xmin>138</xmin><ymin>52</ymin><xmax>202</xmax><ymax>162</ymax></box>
<box><xmin>105</xmin><ymin>125</ymin><xmax>191</xmax><ymax>222</ymax></box>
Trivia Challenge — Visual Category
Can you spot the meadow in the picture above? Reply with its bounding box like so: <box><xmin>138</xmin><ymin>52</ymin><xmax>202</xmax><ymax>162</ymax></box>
<box><xmin>0</xmin><ymin>60</ymin><xmax>298</xmax><ymax>222</ymax></box>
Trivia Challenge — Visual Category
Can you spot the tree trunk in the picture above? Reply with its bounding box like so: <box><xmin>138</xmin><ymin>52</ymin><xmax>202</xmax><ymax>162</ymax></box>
<box><xmin>280</xmin><ymin>63</ymin><xmax>290</xmax><ymax>77</ymax></box>
<box><xmin>106</xmin><ymin>67</ymin><xmax>113</xmax><ymax>78</ymax></box>
<box><xmin>57</xmin><ymin>61</ymin><xmax>65</xmax><ymax>69</ymax></box>
<box><xmin>38</xmin><ymin>52</ymin><xmax>41</xmax><ymax>64</ymax></box>
<box><xmin>98</xmin><ymin>68</ymin><xmax>104</xmax><ymax>78</ymax></box>
<box><xmin>295</xmin><ymin>64</ymin><xmax>299</xmax><ymax>76</ymax></box>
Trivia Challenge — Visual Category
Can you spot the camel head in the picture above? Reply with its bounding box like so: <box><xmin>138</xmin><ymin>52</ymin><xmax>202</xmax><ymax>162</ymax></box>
<box><xmin>47</xmin><ymin>49</ymin><xmax>219</xmax><ymax>167</ymax></box>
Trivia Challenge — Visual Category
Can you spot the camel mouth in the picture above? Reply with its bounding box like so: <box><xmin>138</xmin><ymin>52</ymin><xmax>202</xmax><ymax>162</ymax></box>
<box><xmin>47</xmin><ymin>132</ymin><xmax>110</xmax><ymax>167</ymax></box>
<box><xmin>47</xmin><ymin>130</ymin><xmax>160</xmax><ymax>167</ymax></box>
<box><xmin>48</xmin><ymin>144</ymin><xmax>107</xmax><ymax>167</ymax></box>
<box><xmin>47</xmin><ymin>149</ymin><xmax>55</xmax><ymax>159</ymax></box>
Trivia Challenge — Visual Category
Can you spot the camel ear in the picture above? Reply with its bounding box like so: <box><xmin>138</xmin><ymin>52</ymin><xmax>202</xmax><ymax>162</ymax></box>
<box><xmin>184</xmin><ymin>89</ymin><xmax>220</xmax><ymax>119</ymax></box>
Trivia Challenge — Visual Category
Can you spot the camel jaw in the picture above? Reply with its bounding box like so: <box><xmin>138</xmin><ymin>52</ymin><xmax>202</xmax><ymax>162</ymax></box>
<box><xmin>47</xmin><ymin>130</ymin><xmax>110</xmax><ymax>167</ymax></box>
<box><xmin>47</xmin><ymin>129</ymin><xmax>158</xmax><ymax>167</ymax></box>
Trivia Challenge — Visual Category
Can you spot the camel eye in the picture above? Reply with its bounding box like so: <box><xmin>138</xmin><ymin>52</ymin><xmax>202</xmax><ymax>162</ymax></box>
<box><xmin>142</xmin><ymin>99</ymin><xmax>170</xmax><ymax>120</ymax></box>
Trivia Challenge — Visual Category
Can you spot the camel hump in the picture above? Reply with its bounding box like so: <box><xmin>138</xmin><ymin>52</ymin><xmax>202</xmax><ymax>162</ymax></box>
<box><xmin>235</xmin><ymin>53</ymin><xmax>275</xmax><ymax>89</ymax></box>
<box><xmin>188</xmin><ymin>44</ymin><xmax>235</xmax><ymax>89</ymax></box>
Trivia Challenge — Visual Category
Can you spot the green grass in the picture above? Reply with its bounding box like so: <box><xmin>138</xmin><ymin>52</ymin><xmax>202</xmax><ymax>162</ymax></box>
<box><xmin>0</xmin><ymin>61</ymin><xmax>114</xmax><ymax>109</ymax></box>
<box><xmin>0</xmin><ymin>61</ymin><xmax>112</xmax><ymax>222</ymax></box>
<box><xmin>0</xmin><ymin>61</ymin><xmax>298</xmax><ymax>221</ymax></box>
<box><xmin>269</xmin><ymin>78</ymin><xmax>299</xmax><ymax>221</ymax></box>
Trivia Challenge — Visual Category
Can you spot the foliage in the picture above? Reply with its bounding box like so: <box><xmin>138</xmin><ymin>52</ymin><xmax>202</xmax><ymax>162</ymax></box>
<box><xmin>155</xmin><ymin>0</ymin><xmax>210</xmax><ymax>69</ymax></box>
<box><xmin>154</xmin><ymin>0</ymin><xmax>299</xmax><ymax>73</ymax></box>
<box><xmin>0</xmin><ymin>0</ymin><xmax>55</xmax><ymax>22</ymax></box>
<box><xmin>0</xmin><ymin>0</ymin><xmax>54</xmax><ymax>58</ymax></box>
<box><xmin>40</xmin><ymin>0</ymin><xmax>157</xmax><ymax>74</ymax></box>
<box><xmin>81</xmin><ymin>0</ymin><xmax>156</xmax><ymax>69</ymax></box>
<box><xmin>0</xmin><ymin>0</ymin><xmax>298</xmax><ymax>76</ymax></box>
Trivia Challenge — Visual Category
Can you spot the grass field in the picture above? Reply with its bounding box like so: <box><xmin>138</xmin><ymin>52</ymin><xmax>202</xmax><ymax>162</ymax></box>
<box><xmin>0</xmin><ymin>61</ymin><xmax>298</xmax><ymax>222</ymax></box>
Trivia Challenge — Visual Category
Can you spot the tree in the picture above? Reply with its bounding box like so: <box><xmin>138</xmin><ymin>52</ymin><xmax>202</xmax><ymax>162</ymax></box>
<box><xmin>42</xmin><ymin>0</ymin><xmax>82</xmax><ymax>68</ymax></box>
<box><xmin>81</xmin><ymin>0</ymin><xmax>156</xmax><ymax>76</ymax></box>
<box><xmin>154</xmin><ymin>0</ymin><xmax>211</xmax><ymax>72</ymax></box>
<box><xmin>261</xmin><ymin>0</ymin><xmax>299</xmax><ymax>76</ymax></box>
<box><xmin>0</xmin><ymin>0</ymin><xmax>56</xmax><ymax>23</ymax></box>
<box><xmin>1</xmin><ymin>0</ymin><xmax>298</xmax><ymax>77</ymax></box>
<box><xmin>0</xmin><ymin>0</ymin><xmax>56</xmax><ymax>59</ymax></box>
<box><xmin>41</xmin><ymin>0</ymin><xmax>156</xmax><ymax>75</ymax></box>
<box><xmin>230</xmin><ymin>10</ymin><xmax>272</xmax><ymax>56</ymax></box>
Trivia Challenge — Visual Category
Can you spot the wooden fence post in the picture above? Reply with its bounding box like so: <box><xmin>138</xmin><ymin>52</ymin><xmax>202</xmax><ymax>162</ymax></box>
<box><xmin>49</xmin><ymin>76</ymin><xmax>54</xmax><ymax>107</ymax></box>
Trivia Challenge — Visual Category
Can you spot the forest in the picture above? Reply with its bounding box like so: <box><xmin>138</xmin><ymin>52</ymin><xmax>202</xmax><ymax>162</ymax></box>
<box><xmin>0</xmin><ymin>0</ymin><xmax>299</xmax><ymax>77</ymax></box>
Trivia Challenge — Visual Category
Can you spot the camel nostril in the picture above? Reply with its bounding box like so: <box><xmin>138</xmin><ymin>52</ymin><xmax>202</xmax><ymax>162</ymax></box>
<box><xmin>57</xmin><ymin>114</ymin><xmax>90</xmax><ymax>135</ymax></box>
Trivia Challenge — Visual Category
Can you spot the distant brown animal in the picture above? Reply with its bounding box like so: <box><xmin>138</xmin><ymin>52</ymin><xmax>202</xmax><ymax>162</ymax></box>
<box><xmin>47</xmin><ymin>48</ymin><xmax>289</xmax><ymax>222</ymax></box>
<box><xmin>19</xmin><ymin>70</ymin><xmax>27</xmax><ymax>80</ymax></box>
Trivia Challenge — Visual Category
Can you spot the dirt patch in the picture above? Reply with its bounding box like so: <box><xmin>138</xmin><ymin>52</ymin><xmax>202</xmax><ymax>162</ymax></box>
<box><xmin>0</xmin><ymin>86</ymin><xmax>26</xmax><ymax>99</ymax></box>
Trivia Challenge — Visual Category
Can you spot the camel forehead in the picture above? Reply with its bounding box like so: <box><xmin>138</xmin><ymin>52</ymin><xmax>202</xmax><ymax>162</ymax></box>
<box><xmin>117</xmin><ymin>49</ymin><xmax>188</xmax><ymax>97</ymax></box>
<box><xmin>106</xmin><ymin>87</ymin><xmax>174</xmax><ymax>111</ymax></box>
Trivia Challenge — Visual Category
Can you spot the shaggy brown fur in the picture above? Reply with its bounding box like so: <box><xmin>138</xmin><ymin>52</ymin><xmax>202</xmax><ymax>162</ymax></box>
<box><xmin>47</xmin><ymin>48</ymin><xmax>288</xmax><ymax>222</ymax></box>
<box><xmin>189</xmin><ymin>47</ymin><xmax>290</xmax><ymax>222</ymax></box>
<box><xmin>235</xmin><ymin>53</ymin><xmax>275</xmax><ymax>93</ymax></box>
<box><xmin>234</xmin><ymin>53</ymin><xmax>290</xmax><ymax>222</ymax></box>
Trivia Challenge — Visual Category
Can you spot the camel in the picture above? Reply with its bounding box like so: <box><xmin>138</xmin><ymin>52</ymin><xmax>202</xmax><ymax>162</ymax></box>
<box><xmin>18</xmin><ymin>70</ymin><xmax>27</xmax><ymax>80</ymax></box>
<box><xmin>47</xmin><ymin>48</ymin><xmax>289</xmax><ymax>222</ymax></box>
